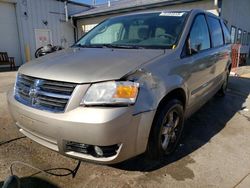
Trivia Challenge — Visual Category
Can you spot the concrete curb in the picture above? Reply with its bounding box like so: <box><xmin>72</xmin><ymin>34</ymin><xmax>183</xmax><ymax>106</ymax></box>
<box><xmin>234</xmin><ymin>65</ymin><xmax>250</xmax><ymax>77</ymax></box>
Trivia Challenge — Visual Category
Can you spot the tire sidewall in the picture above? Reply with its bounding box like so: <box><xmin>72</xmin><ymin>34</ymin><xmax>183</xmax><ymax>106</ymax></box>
<box><xmin>224</xmin><ymin>70</ymin><xmax>230</xmax><ymax>92</ymax></box>
<box><xmin>218</xmin><ymin>69</ymin><xmax>230</xmax><ymax>96</ymax></box>
<box><xmin>147</xmin><ymin>99</ymin><xmax>184</xmax><ymax>159</ymax></box>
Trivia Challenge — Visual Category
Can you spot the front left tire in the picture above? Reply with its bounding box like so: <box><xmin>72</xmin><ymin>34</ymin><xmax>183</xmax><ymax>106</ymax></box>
<box><xmin>146</xmin><ymin>99</ymin><xmax>184</xmax><ymax>160</ymax></box>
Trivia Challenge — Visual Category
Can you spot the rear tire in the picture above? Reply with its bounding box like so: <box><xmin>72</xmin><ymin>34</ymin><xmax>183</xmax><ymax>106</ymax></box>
<box><xmin>146</xmin><ymin>99</ymin><xmax>184</xmax><ymax>160</ymax></box>
<box><xmin>217</xmin><ymin>69</ymin><xmax>229</xmax><ymax>97</ymax></box>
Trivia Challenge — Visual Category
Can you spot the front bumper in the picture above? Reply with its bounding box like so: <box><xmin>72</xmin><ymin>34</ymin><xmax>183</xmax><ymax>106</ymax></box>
<box><xmin>7</xmin><ymin>91</ymin><xmax>155</xmax><ymax>164</ymax></box>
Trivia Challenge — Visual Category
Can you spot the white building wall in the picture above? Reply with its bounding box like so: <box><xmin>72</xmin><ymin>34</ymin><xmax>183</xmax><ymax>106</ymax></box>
<box><xmin>16</xmin><ymin>0</ymin><xmax>88</xmax><ymax>64</ymax></box>
<box><xmin>0</xmin><ymin>0</ymin><xmax>88</xmax><ymax>66</ymax></box>
<box><xmin>0</xmin><ymin>1</ymin><xmax>22</xmax><ymax>66</ymax></box>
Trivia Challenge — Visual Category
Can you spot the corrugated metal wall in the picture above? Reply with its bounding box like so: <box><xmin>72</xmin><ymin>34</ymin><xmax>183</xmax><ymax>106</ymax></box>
<box><xmin>15</xmin><ymin>0</ymin><xmax>88</xmax><ymax>64</ymax></box>
<box><xmin>221</xmin><ymin>0</ymin><xmax>250</xmax><ymax>32</ymax></box>
<box><xmin>221</xmin><ymin>0</ymin><xmax>250</xmax><ymax>53</ymax></box>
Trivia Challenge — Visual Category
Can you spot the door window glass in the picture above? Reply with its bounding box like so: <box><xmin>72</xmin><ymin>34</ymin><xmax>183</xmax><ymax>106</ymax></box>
<box><xmin>221</xmin><ymin>22</ymin><xmax>231</xmax><ymax>44</ymax></box>
<box><xmin>207</xmin><ymin>16</ymin><xmax>224</xmax><ymax>47</ymax></box>
<box><xmin>189</xmin><ymin>15</ymin><xmax>210</xmax><ymax>53</ymax></box>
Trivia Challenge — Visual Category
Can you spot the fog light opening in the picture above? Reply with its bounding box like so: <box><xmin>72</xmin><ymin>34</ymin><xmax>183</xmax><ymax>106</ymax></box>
<box><xmin>94</xmin><ymin>146</ymin><xmax>103</xmax><ymax>157</ymax></box>
<box><xmin>65</xmin><ymin>141</ymin><xmax>120</xmax><ymax>158</ymax></box>
<box><xmin>65</xmin><ymin>141</ymin><xmax>90</xmax><ymax>154</ymax></box>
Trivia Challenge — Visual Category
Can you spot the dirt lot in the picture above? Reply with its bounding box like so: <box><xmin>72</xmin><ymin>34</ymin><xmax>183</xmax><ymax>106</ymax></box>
<box><xmin>0</xmin><ymin>68</ymin><xmax>250</xmax><ymax>188</ymax></box>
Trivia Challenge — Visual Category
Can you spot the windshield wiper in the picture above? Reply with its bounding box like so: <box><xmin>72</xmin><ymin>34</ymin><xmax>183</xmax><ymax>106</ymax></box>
<box><xmin>73</xmin><ymin>44</ymin><xmax>104</xmax><ymax>48</ymax></box>
<box><xmin>74</xmin><ymin>44</ymin><xmax>170</xmax><ymax>49</ymax></box>
<box><xmin>74</xmin><ymin>43</ymin><xmax>146</xmax><ymax>49</ymax></box>
<box><xmin>101</xmin><ymin>44</ymin><xmax>146</xmax><ymax>49</ymax></box>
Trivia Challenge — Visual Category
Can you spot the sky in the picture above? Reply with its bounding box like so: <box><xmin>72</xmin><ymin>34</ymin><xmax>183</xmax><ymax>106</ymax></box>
<box><xmin>73</xmin><ymin>0</ymin><xmax>109</xmax><ymax>5</ymax></box>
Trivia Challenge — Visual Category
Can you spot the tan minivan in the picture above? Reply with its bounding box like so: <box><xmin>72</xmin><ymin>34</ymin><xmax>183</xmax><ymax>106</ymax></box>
<box><xmin>8</xmin><ymin>9</ymin><xmax>231</xmax><ymax>164</ymax></box>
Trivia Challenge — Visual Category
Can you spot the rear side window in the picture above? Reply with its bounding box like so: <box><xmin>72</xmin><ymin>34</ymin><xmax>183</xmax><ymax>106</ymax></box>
<box><xmin>189</xmin><ymin>15</ymin><xmax>210</xmax><ymax>52</ymax></box>
<box><xmin>207</xmin><ymin>16</ymin><xmax>224</xmax><ymax>47</ymax></box>
<box><xmin>221</xmin><ymin>21</ymin><xmax>231</xmax><ymax>44</ymax></box>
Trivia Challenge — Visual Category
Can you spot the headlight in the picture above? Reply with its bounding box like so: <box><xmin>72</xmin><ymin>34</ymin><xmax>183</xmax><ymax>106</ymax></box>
<box><xmin>81</xmin><ymin>81</ymin><xmax>139</xmax><ymax>106</ymax></box>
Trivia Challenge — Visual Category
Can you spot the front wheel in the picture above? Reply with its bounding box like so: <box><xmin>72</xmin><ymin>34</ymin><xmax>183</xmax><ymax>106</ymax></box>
<box><xmin>146</xmin><ymin>99</ymin><xmax>184</xmax><ymax>160</ymax></box>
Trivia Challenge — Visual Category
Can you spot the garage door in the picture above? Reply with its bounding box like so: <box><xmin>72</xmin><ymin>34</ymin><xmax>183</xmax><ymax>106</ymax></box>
<box><xmin>0</xmin><ymin>2</ymin><xmax>22</xmax><ymax>67</ymax></box>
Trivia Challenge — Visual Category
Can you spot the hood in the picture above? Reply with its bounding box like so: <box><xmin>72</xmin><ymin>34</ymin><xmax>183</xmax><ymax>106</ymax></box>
<box><xmin>19</xmin><ymin>48</ymin><xmax>165</xmax><ymax>83</ymax></box>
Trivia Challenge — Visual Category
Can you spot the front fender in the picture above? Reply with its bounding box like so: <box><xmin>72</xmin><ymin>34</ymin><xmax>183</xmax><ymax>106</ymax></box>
<box><xmin>126</xmin><ymin>69</ymin><xmax>188</xmax><ymax>115</ymax></box>
<box><xmin>125</xmin><ymin>69</ymin><xmax>188</xmax><ymax>154</ymax></box>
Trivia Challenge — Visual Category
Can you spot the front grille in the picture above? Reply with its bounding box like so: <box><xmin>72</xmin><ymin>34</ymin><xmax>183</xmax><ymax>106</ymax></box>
<box><xmin>14</xmin><ymin>74</ymin><xmax>77</xmax><ymax>112</ymax></box>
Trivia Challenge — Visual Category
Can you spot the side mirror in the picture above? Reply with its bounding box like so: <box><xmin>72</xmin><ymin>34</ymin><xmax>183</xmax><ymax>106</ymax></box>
<box><xmin>187</xmin><ymin>37</ymin><xmax>200</xmax><ymax>55</ymax></box>
<box><xmin>195</xmin><ymin>43</ymin><xmax>202</xmax><ymax>52</ymax></box>
<box><xmin>182</xmin><ymin>37</ymin><xmax>199</xmax><ymax>58</ymax></box>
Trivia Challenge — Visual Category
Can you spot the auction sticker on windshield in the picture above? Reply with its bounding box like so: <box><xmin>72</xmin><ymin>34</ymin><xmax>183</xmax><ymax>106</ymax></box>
<box><xmin>160</xmin><ymin>12</ymin><xmax>185</xmax><ymax>17</ymax></box>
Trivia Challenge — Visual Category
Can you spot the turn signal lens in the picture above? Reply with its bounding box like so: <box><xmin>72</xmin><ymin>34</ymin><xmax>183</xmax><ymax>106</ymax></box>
<box><xmin>113</xmin><ymin>85</ymin><xmax>138</xmax><ymax>99</ymax></box>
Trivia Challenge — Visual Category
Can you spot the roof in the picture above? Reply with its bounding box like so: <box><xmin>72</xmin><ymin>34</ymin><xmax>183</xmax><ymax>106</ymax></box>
<box><xmin>56</xmin><ymin>0</ymin><xmax>93</xmax><ymax>8</ymax></box>
<box><xmin>71</xmin><ymin>0</ymin><xmax>201</xmax><ymax>19</ymax></box>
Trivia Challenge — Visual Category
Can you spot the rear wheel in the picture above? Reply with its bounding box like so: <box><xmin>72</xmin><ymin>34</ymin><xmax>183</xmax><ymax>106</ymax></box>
<box><xmin>217</xmin><ymin>69</ymin><xmax>229</xmax><ymax>96</ymax></box>
<box><xmin>147</xmin><ymin>99</ymin><xmax>184</xmax><ymax>159</ymax></box>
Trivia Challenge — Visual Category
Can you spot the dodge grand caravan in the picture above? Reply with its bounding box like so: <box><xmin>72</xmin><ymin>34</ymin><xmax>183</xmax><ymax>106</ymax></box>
<box><xmin>8</xmin><ymin>9</ymin><xmax>231</xmax><ymax>164</ymax></box>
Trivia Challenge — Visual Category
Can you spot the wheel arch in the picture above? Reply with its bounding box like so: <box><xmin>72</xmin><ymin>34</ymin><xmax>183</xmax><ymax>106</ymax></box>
<box><xmin>157</xmin><ymin>88</ymin><xmax>187</xmax><ymax>112</ymax></box>
<box><xmin>145</xmin><ymin>88</ymin><xmax>186</xmax><ymax>159</ymax></box>
<box><xmin>148</xmin><ymin>87</ymin><xmax>187</xmax><ymax>142</ymax></box>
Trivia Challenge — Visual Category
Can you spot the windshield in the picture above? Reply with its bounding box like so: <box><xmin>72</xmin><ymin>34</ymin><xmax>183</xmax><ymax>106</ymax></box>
<box><xmin>75</xmin><ymin>11</ymin><xmax>189</xmax><ymax>49</ymax></box>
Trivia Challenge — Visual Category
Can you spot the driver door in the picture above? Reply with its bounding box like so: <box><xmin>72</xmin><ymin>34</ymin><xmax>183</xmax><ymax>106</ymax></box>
<box><xmin>182</xmin><ymin>14</ymin><xmax>215</xmax><ymax>109</ymax></box>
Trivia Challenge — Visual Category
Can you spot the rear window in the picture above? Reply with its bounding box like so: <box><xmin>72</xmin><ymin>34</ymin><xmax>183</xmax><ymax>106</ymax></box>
<box><xmin>207</xmin><ymin>16</ymin><xmax>224</xmax><ymax>47</ymax></box>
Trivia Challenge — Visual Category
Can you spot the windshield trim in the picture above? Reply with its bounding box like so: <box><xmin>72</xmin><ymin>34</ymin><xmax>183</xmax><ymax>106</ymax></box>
<box><xmin>73</xmin><ymin>11</ymin><xmax>190</xmax><ymax>50</ymax></box>
<box><xmin>171</xmin><ymin>10</ymin><xmax>190</xmax><ymax>49</ymax></box>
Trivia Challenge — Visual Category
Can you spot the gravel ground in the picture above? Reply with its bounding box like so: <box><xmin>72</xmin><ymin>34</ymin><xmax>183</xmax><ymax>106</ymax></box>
<box><xmin>0</xmin><ymin>67</ymin><xmax>250</xmax><ymax>188</ymax></box>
